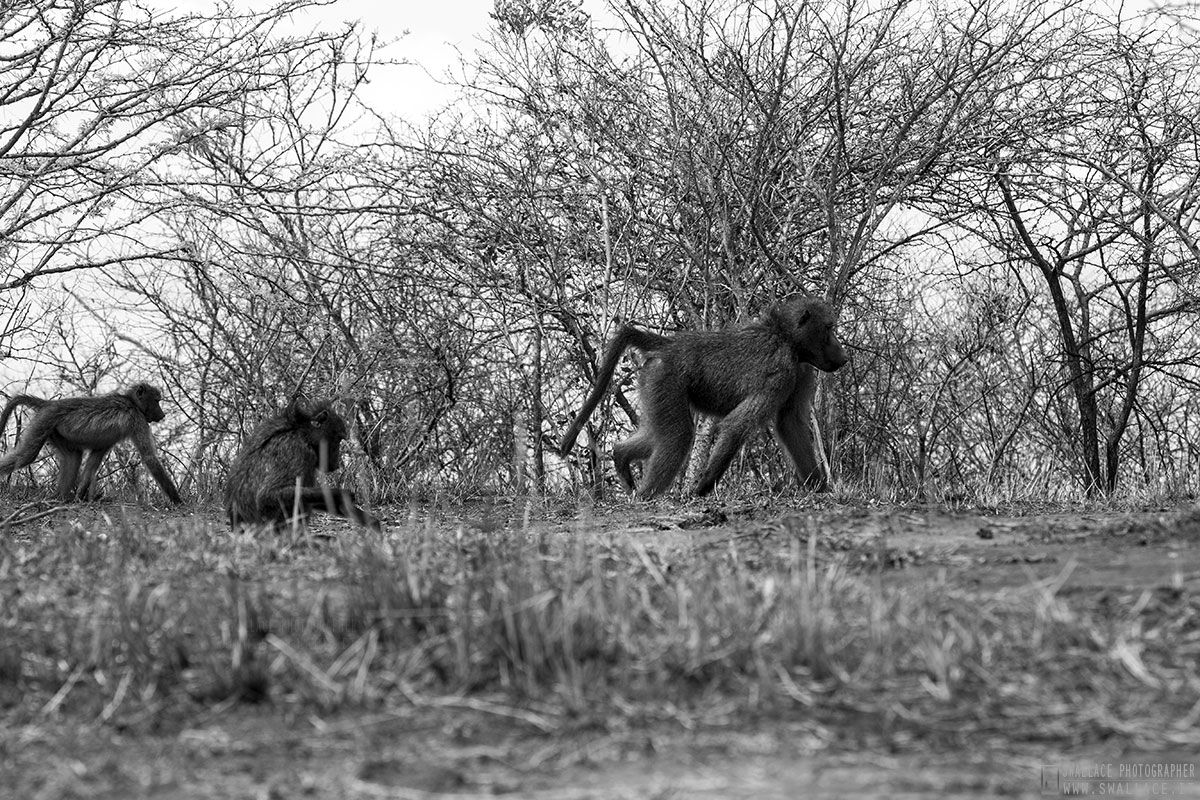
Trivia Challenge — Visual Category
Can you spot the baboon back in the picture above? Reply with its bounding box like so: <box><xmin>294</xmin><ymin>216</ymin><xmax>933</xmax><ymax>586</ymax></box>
<box><xmin>559</xmin><ymin>295</ymin><xmax>848</xmax><ymax>498</ymax></box>
<box><xmin>224</xmin><ymin>399</ymin><xmax>378</xmax><ymax>531</ymax></box>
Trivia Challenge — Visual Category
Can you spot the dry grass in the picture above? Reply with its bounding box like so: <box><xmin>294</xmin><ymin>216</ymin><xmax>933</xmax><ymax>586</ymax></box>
<box><xmin>1</xmin><ymin>501</ymin><xmax>1197</xmax><ymax>752</ymax></box>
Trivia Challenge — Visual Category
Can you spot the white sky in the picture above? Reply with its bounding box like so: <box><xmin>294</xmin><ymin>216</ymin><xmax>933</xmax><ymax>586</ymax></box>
<box><xmin>306</xmin><ymin>0</ymin><xmax>498</xmax><ymax>120</ymax></box>
<box><xmin>162</xmin><ymin>0</ymin><xmax>503</xmax><ymax>121</ymax></box>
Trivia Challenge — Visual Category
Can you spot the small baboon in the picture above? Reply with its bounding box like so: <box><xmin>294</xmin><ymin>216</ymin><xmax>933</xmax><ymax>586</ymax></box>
<box><xmin>0</xmin><ymin>382</ymin><xmax>183</xmax><ymax>504</ymax></box>
<box><xmin>224</xmin><ymin>397</ymin><xmax>381</xmax><ymax>532</ymax></box>
<box><xmin>559</xmin><ymin>296</ymin><xmax>848</xmax><ymax>498</ymax></box>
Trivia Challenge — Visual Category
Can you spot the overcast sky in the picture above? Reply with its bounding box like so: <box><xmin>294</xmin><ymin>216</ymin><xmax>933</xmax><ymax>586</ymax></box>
<box><xmin>161</xmin><ymin>0</ymin><xmax>502</xmax><ymax>120</ymax></box>
<box><xmin>316</xmin><ymin>0</ymin><xmax>498</xmax><ymax>120</ymax></box>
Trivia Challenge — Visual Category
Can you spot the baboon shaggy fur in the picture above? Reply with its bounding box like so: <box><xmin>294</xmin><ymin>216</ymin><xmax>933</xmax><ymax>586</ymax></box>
<box><xmin>224</xmin><ymin>398</ymin><xmax>380</xmax><ymax>531</ymax></box>
<box><xmin>0</xmin><ymin>382</ymin><xmax>183</xmax><ymax>504</ymax></box>
<box><xmin>559</xmin><ymin>296</ymin><xmax>848</xmax><ymax>498</ymax></box>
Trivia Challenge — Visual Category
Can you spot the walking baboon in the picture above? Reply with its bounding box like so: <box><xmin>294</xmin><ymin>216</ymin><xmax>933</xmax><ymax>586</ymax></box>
<box><xmin>0</xmin><ymin>382</ymin><xmax>183</xmax><ymax>504</ymax></box>
<box><xmin>559</xmin><ymin>296</ymin><xmax>848</xmax><ymax>498</ymax></box>
<box><xmin>224</xmin><ymin>397</ymin><xmax>381</xmax><ymax>532</ymax></box>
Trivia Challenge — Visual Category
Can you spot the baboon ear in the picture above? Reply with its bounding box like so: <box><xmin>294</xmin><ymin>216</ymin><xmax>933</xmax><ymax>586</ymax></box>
<box><xmin>285</xmin><ymin>395</ymin><xmax>309</xmax><ymax>418</ymax></box>
<box><xmin>312</xmin><ymin>409</ymin><xmax>329</xmax><ymax>427</ymax></box>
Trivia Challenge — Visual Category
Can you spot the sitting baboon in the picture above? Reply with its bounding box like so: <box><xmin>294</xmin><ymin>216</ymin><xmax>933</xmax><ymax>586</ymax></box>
<box><xmin>0</xmin><ymin>382</ymin><xmax>183</xmax><ymax>504</ymax></box>
<box><xmin>224</xmin><ymin>397</ymin><xmax>381</xmax><ymax>532</ymax></box>
<box><xmin>559</xmin><ymin>296</ymin><xmax>848</xmax><ymax>498</ymax></box>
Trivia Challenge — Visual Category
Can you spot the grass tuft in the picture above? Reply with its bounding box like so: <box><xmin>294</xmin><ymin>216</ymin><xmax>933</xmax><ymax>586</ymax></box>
<box><xmin>1</xmin><ymin>504</ymin><xmax>1197</xmax><ymax>752</ymax></box>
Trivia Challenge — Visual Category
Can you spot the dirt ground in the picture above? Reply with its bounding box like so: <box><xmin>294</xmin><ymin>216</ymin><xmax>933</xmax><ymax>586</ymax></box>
<box><xmin>5</xmin><ymin>500</ymin><xmax>1200</xmax><ymax>799</ymax></box>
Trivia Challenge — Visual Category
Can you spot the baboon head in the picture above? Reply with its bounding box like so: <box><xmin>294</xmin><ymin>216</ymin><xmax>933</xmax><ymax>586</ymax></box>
<box><xmin>290</xmin><ymin>398</ymin><xmax>348</xmax><ymax>472</ymax></box>
<box><xmin>129</xmin><ymin>382</ymin><xmax>167</xmax><ymax>422</ymax></box>
<box><xmin>776</xmin><ymin>297</ymin><xmax>848</xmax><ymax>373</ymax></box>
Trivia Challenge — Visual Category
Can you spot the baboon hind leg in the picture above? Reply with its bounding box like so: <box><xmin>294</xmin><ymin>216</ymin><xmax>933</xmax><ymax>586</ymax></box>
<box><xmin>614</xmin><ymin>430</ymin><xmax>690</xmax><ymax>499</ymax></box>
<box><xmin>0</xmin><ymin>423</ymin><xmax>53</xmax><ymax>478</ymax></box>
<box><xmin>632</xmin><ymin>370</ymin><xmax>695</xmax><ymax>500</ymax></box>
<box><xmin>694</xmin><ymin>398</ymin><xmax>776</xmax><ymax>496</ymax></box>
<box><xmin>637</xmin><ymin>428</ymin><xmax>693</xmax><ymax>498</ymax></box>
<box><xmin>76</xmin><ymin>447</ymin><xmax>112</xmax><ymax>500</ymax></box>
<box><xmin>55</xmin><ymin>448</ymin><xmax>84</xmax><ymax>501</ymax></box>
<box><xmin>614</xmin><ymin>427</ymin><xmax>694</xmax><ymax>498</ymax></box>
<box><xmin>612</xmin><ymin>431</ymin><xmax>653</xmax><ymax>493</ymax></box>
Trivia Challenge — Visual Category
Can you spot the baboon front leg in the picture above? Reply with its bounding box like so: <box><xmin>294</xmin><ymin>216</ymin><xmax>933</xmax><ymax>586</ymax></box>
<box><xmin>129</xmin><ymin>426</ymin><xmax>183</xmax><ymax>504</ymax></box>
<box><xmin>313</xmin><ymin>486</ymin><xmax>382</xmax><ymax>530</ymax></box>
<box><xmin>774</xmin><ymin>380</ymin><xmax>831</xmax><ymax>492</ymax></box>
<box><xmin>273</xmin><ymin>487</ymin><xmax>382</xmax><ymax>530</ymax></box>
<box><xmin>144</xmin><ymin>457</ymin><xmax>183</xmax><ymax>505</ymax></box>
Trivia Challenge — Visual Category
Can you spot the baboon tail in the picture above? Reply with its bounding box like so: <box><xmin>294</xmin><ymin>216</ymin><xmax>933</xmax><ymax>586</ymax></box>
<box><xmin>0</xmin><ymin>395</ymin><xmax>46</xmax><ymax>441</ymax></box>
<box><xmin>621</xmin><ymin>326</ymin><xmax>671</xmax><ymax>352</ymax></box>
<box><xmin>559</xmin><ymin>324</ymin><xmax>671</xmax><ymax>457</ymax></box>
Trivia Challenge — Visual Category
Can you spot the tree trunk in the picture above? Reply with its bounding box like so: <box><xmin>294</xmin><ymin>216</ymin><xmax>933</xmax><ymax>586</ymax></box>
<box><xmin>997</xmin><ymin>174</ymin><xmax>1103</xmax><ymax>494</ymax></box>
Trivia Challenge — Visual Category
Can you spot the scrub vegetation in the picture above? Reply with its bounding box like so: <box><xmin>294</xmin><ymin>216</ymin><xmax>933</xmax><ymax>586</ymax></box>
<box><xmin>3</xmin><ymin>0</ymin><xmax>1200</xmax><ymax>796</ymax></box>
